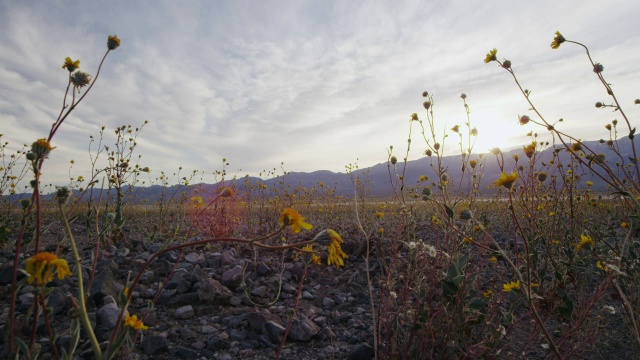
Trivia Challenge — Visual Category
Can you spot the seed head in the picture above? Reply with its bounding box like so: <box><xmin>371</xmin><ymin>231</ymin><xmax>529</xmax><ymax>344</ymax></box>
<box><xmin>107</xmin><ymin>35</ymin><xmax>121</xmax><ymax>50</ymax></box>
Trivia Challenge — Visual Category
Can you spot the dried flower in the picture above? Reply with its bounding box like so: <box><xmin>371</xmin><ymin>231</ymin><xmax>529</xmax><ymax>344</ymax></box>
<box><xmin>593</xmin><ymin>63</ymin><xmax>604</xmax><ymax>74</ymax></box>
<box><xmin>107</xmin><ymin>35</ymin><xmax>121</xmax><ymax>50</ymax></box>
<box><xmin>550</xmin><ymin>31</ymin><xmax>565</xmax><ymax>49</ymax></box>
<box><xmin>313</xmin><ymin>229</ymin><xmax>348</xmax><ymax>268</ymax></box>
<box><xmin>31</xmin><ymin>138</ymin><xmax>54</xmax><ymax>160</ymax></box>
<box><xmin>70</xmin><ymin>71</ymin><xmax>92</xmax><ymax>88</ymax></box>
<box><xmin>519</xmin><ymin>115</ymin><xmax>530</xmax><ymax>125</ymax></box>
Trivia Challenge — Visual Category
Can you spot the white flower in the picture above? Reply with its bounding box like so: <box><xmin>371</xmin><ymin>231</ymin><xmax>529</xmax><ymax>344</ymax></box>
<box><xmin>603</xmin><ymin>305</ymin><xmax>616</xmax><ymax>315</ymax></box>
<box><xmin>426</xmin><ymin>244</ymin><xmax>437</xmax><ymax>257</ymax></box>
<box><xmin>408</xmin><ymin>241</ymin><xmax>416</xmax><ymax>250</ymax></box>
<box><xmin>390</xmin><ymin>291</ymin><xmax>397</xmax><ymax>299</ymax></box>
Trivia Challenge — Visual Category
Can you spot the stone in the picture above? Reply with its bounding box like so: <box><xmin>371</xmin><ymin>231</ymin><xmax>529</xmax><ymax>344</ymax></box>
<box><xmin>256</xmin><ymin>262</ymin><xmax>272</xmax><ymax>276</ymax></box>
<box><xmin>220</xmin><ymin>265</ymin><xmax>244</xmax><ymax>289</ymax></box>
<box><xmin>172</xmin><ymin>347</ymin><xmax>199</xmax><ymax>359</ymax></box>
<box><xmin>288</xmin><ymin>314</ymin><xmax>321</xmax><ymax>342</ymax></box>
<box><xmin>141</xmin><ymin>335</ymin><xmax>169</xmax><ymax>355</ymax></box>
<box><xmin>263</xmin><ymin>320</ymin><xmax>286</xmax><ymax>344</ymax></box>
<box><xmin>0</xmin><ymin>265</ymin><xmax>26</xmax><ymax>285</ymax></box>
<box><xmin>302</xmin><ymin>291</ymin><xmax>314</xmax><ymax>300</ymax></box>
<box><xmin>96</xmin><ymin>302</ymin><xmax>120</xmax><ymax>329</ymax></box>
<box><xmin>228</xmin><ymin>328</ymin><xmax>248</xmax><ymax>341</ymax></box>
<box><xmin>174</xmin><ymin>305</ymin><xmax>195</xmax><ymax>319</ymax></box>
<box><xmin>168</xmin><ymin>292</ymin><xmax>201</xmax><ymax>307</ymax></box>
<box><xmin>184</xmin><ymin>252</ymin><xmax>204</xmax><ymax>264</ymax></box>
<box><xmin>250</xmin><ymin>286</ymin><xmax>267</xmax><ymax>297</ymax></box>
<box><xmin>166</xmin><ymin>271</ymin><xmax>192</xmax><ymax>295</ymax></box>
<box><xmin>322</xmin><ymin>297</ymin><xmax>336</xmax><ymax>308</ymax></box>
<box><xmin>197</xmin><ymin>278</ymin><xmax>232</xmax><ymax>305</ymax></box>
<box><xmin>89</xmin><ymin>269</ymin><xmax>123</xmax><ymax>304</ymax></box>
<box><xmin>347</xmin><ymin>343</ymin><xmax>375</xmax><ymax>360</ymax></box>
<box><xmin>247</xmin><ymin>311</ymin><xmax>282</xmax><ymax>333</ymax></box>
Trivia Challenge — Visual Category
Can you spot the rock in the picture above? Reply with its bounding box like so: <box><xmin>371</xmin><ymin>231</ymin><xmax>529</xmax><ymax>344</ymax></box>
<box><xmin>288</xmin><ymin>314</ymin><xmax>321</xmax><ymax>341</ymax></box>
<box><xmin>302</xmin><ymin>291</ymin><xmax>314</xmax><ymax>300</ymax></box>
<box><xmin>0</xmin><ymin>265</ymin><xmax>26</xmax><ymax>285</ymax></box>
<box><xmin>347</xmin><ymin>343</ymin><xmax>375</xmax><ymax>360</ymax></box>
<box><xmin>247</xmin><ymin>311</ymin><xmax>282</xmax><ymax>333</ymax></box>
<box><xmin>201</xmin><ymin>325</ymin><xmax>217</xmax><ymax>334</ymax></box>
<box><xmin>322</xmin><ymin>297</ymin><xmax>336</xmax><ymax>308</ymax></box>
<box><xmin>115</xmin><ymin>247</ymin><xmax>130</xmax><ymax>258</ymax></box>
<box><xmin>141</xmin><ymin>335</ymin><xmax>169</xmax><ymax>355</ymax></box>
<box><xmin>228</xmin><ymin>328</ymin><xmax>248</xmax><ymax>341</ymax></box>
<box><xmin>174</xmin><ymin>305</ymin><xmax>195</xmax><ymax>319</ymax></box>
<box><xmin>220</xmin><ymin>265</ymin><xmax>244</xmax><ymax>289</ymax></box>
<box><xmin>220</xmin><ymin>250</ymin><xmax>237</xmax><ymax>267</ymax></box>
<box><xmin>172</xmin><ymin>347</ymin><xmax>200</xmax><ymax>359</ymax></box>
<box><xmin>19</xmin><ymin>293</ymin><xmax>35</xmax><ymax>306</ymax></box>
<box><xmin>184</xmin><ymin>252</ymin><xmax>204</xmax><ymax>264</ymax></box>
<box><xmin>89</xmin><ymin>269</ymin><xmax>123</xmax><ymax>304</ymax></box>
<box><xmin>197</xmin><ymin>278</ymin><xmax>232</xmax><ymax>304</ymax></box>
<box><xmin>96</xmin><ymin>302</ymin><xmax>120</xmax><ymax>329</ymax></box>
<box><xmin>263</xmin><ymin>320</ymin><xmax>286</xmax><ymax>344</ymax></box>
<box><xmin>250</xmin><ymin>286</ymin><xmax>267</xmax><ymax>297</ymax></box>
<box><xmin>256</xmin><ymin>262</ymin><xmax>272</xmax><ymax>276</ymax></box>
<box><xmin>206</xmin><ymin>334</ymin><xmax>230</xmax><ymax>351</ymax></box>
<box><xmin>168</xmin><ymin>292</ymin><xmax>201</xmax><ymax>307</ymax></box>
<box><xmin>166</xmin><ymin>271</ymin><xmax>192</xmax><ymax>295</ymax></box>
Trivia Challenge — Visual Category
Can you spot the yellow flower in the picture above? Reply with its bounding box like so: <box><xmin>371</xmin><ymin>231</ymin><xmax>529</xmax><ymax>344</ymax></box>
<box><xmin>191</xmin><ymin>196</ymin><xmax>203</xmax><ymax>208</ymax></box>
<box><xmin>494</xmin><ymin>171</ymin><xmax>518</xmax><ymax>189</ymax></box>
<box><xmin>431</xmin><ymin>215</ymin><xmax>440</xmax><ymax>225</ymax></box>
<box><xmin>489</xmin><ymin>256</ymin><xmax>497</xmax><ymax>263</ymax></box>
<box><xmin>377</xmin><ymin>227</ymin><xmax>384</xmax><ymax>234</ymax></box>
<box><xmin>586</xmin><ymin>181</ymin><xmax>594</xmax><ymax>187</ymax></box>
<box><xmin>530</xmin><ymin>283</ymin><xmax>540</xmax><ymax>288</ymax></box>
<box><xmin>374</xmin><ymin>211</ymin><xmax>385</xmax><ymax>219</ymax></box>
<box><xmin>503</xmin><ymin>280</ymin><xmax>520</xmax><ymax>293</ymax></box>
<box><xmin>62</xmin><ymin>57</ymin><xmax>80</xmax><ymax>72</ymax></box>
<box><xmin>25</xmin><ymin>252</ymin><xmax>72</xmax><ymax>285</ymax></box>
<box><xmin>463</xmin><ymin>237</ymin><xmax>472</xmax><ymax>244</ymax></box>
<box><xmin>621</xmin><ymin>222</ymin><xmax>629</xmax><ymax>228</ymax></box>
<box><xmin>597</xmin><ymin>261</ymin><xmax>608</xmax><ymax>271</ymax></box>
<box><xmin>550</xmin><ymin>31</ymin><xmax>565</xmax><ymax>49</ymax></box>
<box><xmin>576</xmin><ymin>234</ymin><xmax>594</xmax><ymax>252</ymax></box>
<box><xmin>107</xmin><ymin>35</ymin><xmax>121</xmax><ymax>50</ymax></box>
<box><xmin>483</xmin><ymin>290</ymin><xmax>493</xmax><ymax>299</ymax></box>
<box><xmin>313</xmin><ymin>229</ymin><xmax>348</xmax><ymax>268</ymax></box>
<box><xmin>31</xmin><ymin>138</ymin><xmax>55</xmax><ymax>159</ymax></box>
<box><xmin>549</xmin><ymin>211</ymin><xmax>556</xmax><ymax>217</ymax></box>
<box><xmin>279</xmin><ymin>208</ymin><xmax>313</xmax><ymax>233</ymax></box>
<box><xmin>484</xmin><ymin>48</ymin><xmax>498</xmax><ymax>63</ymax></box>
<box><xmin>125</xmin><ymin>313</ymin><xmax>149</xmax><ymax>330</ymax></box>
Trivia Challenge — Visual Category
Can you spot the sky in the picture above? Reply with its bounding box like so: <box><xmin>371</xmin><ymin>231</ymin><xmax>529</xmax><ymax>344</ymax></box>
<box><xmin>1</xmin><ymin>0</ymin><xmax>639</xmax><ymax>188</ymax></box>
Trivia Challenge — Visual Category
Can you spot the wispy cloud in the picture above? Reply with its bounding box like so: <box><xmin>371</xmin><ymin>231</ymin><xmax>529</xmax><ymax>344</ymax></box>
<box><xmin>1</xmin><ymin>0</ymin><xmax>639</xmax><ymax>186</ymax></box>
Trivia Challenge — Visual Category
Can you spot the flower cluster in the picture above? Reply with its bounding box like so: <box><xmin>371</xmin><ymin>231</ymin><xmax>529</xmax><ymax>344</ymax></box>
<box><xmin>25</xmin><ymin>252</ymin><xmax>72</xmax><ymax>285</ymax></box>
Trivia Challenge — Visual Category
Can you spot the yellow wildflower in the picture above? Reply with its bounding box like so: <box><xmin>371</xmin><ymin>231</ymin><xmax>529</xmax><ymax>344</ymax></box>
<box><xmin>374</xmin><ymin>211</ymin><xmax>385</xmax><ymax>219</ymax></box>
<box><xmin>484</xmin><ymin>48</ymin><xmax>498</xmax><ymax>63</ymax></box>
<box><xmin>597</xmin><ymin>261</ymin><xmax>608</xmax><ymax>271</ymax></box>
<box><xmin>586</xmin><ymin>181</ymin><xmax>593</xmax><ymax>187</ymax></box>
<box><xmin>191</xmin><ymin>196</ymin><xmax>203</xmax><ymax>208</ymax></box>
<box><xmin>550</xmin><ymin>31</ymin><xmax>565</xmax><ymax>49</ymax></box>
<box><xmin>576</xmin><ymin>234</ymin><xmax>594</xmax><ymax>252</ymax></box>
<box><xmin>31</xmin><ymin>138</ymin><xmax>55</xmax><ymax>160</ymax></box>
<box><xmin>503</xmin><ymin>280</ymin><xmax>520</xmax><ymax>293</ymax></box>
<box><xmin>62</xmin><ymin>57</ymin><xmax>80</xmax><ymax>72</ymax></box>
<box><xmin>279</xmin><ymin>208</ymin><xmax>313</xmax><ymax>233</ymax></box>
<box><xmin>431</xmin><ymin>215</ymin><xmax>440</xmax><ymax>225</ymax></box>
<box><xmin>377</xmin><ymin>227</ymin><xmax>384</xmax><ymax>234</ymax></box>
<box><xmin>125</xmin><ymin>313</ymin><xmax>149</xmax><ymax>330</ymax></box>
<box><xmin>621</xmin><ymin>222</ymin><xmax>629</xmax><ymax>228</ymax></box>
<box><xmin>494</xmin><ymin>171</ymin><xmax>518</xmax><ymax>190</ymax></box>
<box><xmin>483</xmin><ymin>290</ymin><xmax>493</xmax><ymax>299</ymax></box>
<box><xmin>313</xmin><ymin>229</ymin><xmax>348</xmax><ymax>268</ymax></box>
<box><xmin>296</xmin><ymin>244</ymin><xmax>321</xmax><ymax>265</ymax></box>
<box><xmin>463</xmin><ymin>237</ymin><xmax>472</xmax><ymax>244</ymax></box>
<box><xmin>25</xmin><ymin>252</ymin><xmax>72</xmax><ymax>285</ymax></box>
<box><xmin>489</xmin><ymin>256</ymin><xmax>497</xmax><ymax>263</ymax></box>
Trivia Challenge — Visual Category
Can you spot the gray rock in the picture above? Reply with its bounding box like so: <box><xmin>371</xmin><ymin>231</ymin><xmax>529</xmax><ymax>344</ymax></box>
<box><xmin>256</xmin><ymin>262</ymin><xmax>272</xmax><ymax>276</ymax></box>
<box><xmin>322</xmin><ymin>297</ymin><xmax>336</xmax><ymax>308</ymax></box>
<box><xmin>184</xmin><ymin>252</ymin><xmax>204</xmax><ymax>264</ymax></box>
<box><xmin>166</xmin><ymin>271</ymin><xmax>192</xmax><ymax>295</ymax></box>
<box><xmin>89</xmin><ymin>269</ymin><xmax>124</xmax><ymax>305</ymax></box>
<box><xmin>220</xmin><ymin>265</ymin><xmax>244</xmax><ymax>289</ymax></box>
<box><xmin>96</xmin><ymin>302</ymin><xmax>120</xmax><ymax>329</ymax></box>
<box><xmin>168</xmin><ymin>292</ymin><xmax>201</xmax><ymax>307</ymax></box>
<box><xmin>19</xmin><ymin>293</ymin><xmax>35</xmax><ymax>306</ymax></box>
<box><xmin>250</xmin><ymin>286</ymin><xmax>267</xmax><ymax>297</ymax></box>
<box><xmin>302</xmin><ymin>291</ymin><xmax>314</xmax><ymax>300</ymax></box>
<box><xmin>141</xmin><ymin>335</ymin><xmax>169</xmax><ymax>355</ymax></box>
<box><xmin>288</xmin><ymin>314</ymin><xmax>321</xmax><ymax>341</ymax></box>
<box><xmin>115</xmin><ymin>247</ymin><xmax>130</xmax><ymax>258</ymax></box>
<box><xmin>220</xmin><ymin>250</ymin><xmax>237</xmax><ymax>267</ymax></box>
<box><xmin>347</xmin><ymin>343</ymin><xmax>375</xmax><ymax>360</ymax></box>
<box><xmin>174</xmin><ymin>305</ymin><xmax>195</xmax><ymax>319</ymax></box>
<box><xmin>172</xmin><ymin>347</ymin><xmax>199</xmax><ymax>359</ymax></box>
<box><xmin>201</xmin><ymin>325</ymin><xmax>217</xmax><ymax>334</ymax></box>
<box><xmin>0</xmin><ymin>265</ymin><xmax>26</xmax><ymax>285</ymax></box>
<box><xmin>206</xmin><ymin>334</ymin><xmax>230</xmax><ymax>351</ymax></box>
<box><xmin>228</xmin><ymin>328</ymin><xmax>248</xmax><ymax>341</ymax></box>
<box><xmin>247</xmin><ymin>311</ymin><xmax>282</xmax><ymax>333</ymax></box>
<box><xmin>197</xmin><ymin>278</ymin><xmax>232</xmax><ymax>304</ymax></box>
<box><xmin>263</xmin><ymin>320</ymin><xmax>286</xmax><ymax>344</ymax></box>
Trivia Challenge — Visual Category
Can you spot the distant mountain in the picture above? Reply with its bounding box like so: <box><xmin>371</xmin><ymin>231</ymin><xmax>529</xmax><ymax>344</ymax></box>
<box><xmin>5</xmin><ymin>138</ymin><xmax>636</xmax><ymax>204</ymax></box>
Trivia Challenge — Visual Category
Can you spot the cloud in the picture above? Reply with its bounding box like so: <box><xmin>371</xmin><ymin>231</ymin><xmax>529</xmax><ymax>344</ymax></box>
<box><xmin>1</xmin><ymin>0</ymin><xmax>640</xmax><ymax>188</ymax></box>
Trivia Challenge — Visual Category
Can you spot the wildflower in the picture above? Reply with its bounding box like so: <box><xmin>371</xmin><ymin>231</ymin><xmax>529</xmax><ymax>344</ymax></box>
<box><xmin>523</xmin><ymin>142</ymin><xmax>536</xmax><ymax>159</ymax></box>
<box><xmin>463</xmin><ymin>237</ymin><xmax>472</xmax><ymax>244</ymax></box>
<box><xmin>374</xmin><ymin>211</ymin><xmax>385</xmax><ymax>219</ymax></box>
<box><xmin>431</xmin><ymin>215</ymin><xmax>440</xmax><ymax>225</ymax></box>
<box><xmin>470</xmin><ymin>127</ymin><xmax>478</xmax><ymax>136</ymax></box>
<box><xmin>586</xmin><ymin>181</ymin><xmax>593</xmax><ymax>187</ymax></box>
<box><xmin>408</xmin><ymin>241</ymin><xmax>416</xmax><ymax>250</ymax></box>
<box><xmin>484</xmin><ymin>48</ymin><xmax>498</xmax><ymax>63</ymax></box>
<box><xmin>551</xmin><ymin>239</ymin><xmax>560</xmax><ymax>245</ymax></box>
<box><xmin>469</xmin><ymin>160</ymin><xmax>477</xmax><ymax>169</ymax></box>
<box><xmin>419</xmin><ymin>175</ymin><xmax>428</xmax><ymax>182</ymax></box>
<box><xmin>502</xmin><ymin>60</ymin><xmax>511</xmax><ymax>69</ymax></box>
<box><xmin>597</xmin><ymin>261</ymin><xmax>608</xmax><ymax>271</ymax></box>
<box><xmin>411</xmin><ymin>113</ymin><xmax>419</xmax><ymax>121</ymax></box>
<box><xmin>530</xmin><ymin>283</ymin><xmax>540</xmax><ymax>288</ymax></box>
<box><xmin>595</xmin><ymin>102</ymin><xmax>604</xmax><ymax>108</ymax></box>
<box><xmin>460</xmin><ymin>93</ymin><xmax>467</xmax><ymax>99</ymax></box>
<box><xmin>550</xmin><ymin>31</ymin><xmax>565</xmax><ymax>49</ymax></box>
<box><xmin>494</xmin><ymin>171</ymin><xmax>518</xmax><ymax>190</ymax></box>
<box><xmin>576</xmin><ymin>234</ymin><xmax>594</xmax><ymax>252</ymax></box>
<box><xmin>483</xmin><ymin>290</ymin><xmax>493</xmax><ymax>298</ymax></box>
<box><xmin>313</xmin><ymin>229</ymin><xmax>348</xmax><ymax>268</ymax></box>
<box><xmin>25</xmin><ymin>252</ymin><xmax>72</xmax><ymax>285</ymax></box>
<box><xmin>107</xmin><ymin>35</ymin><xmax>121</xmax><ymax>50</ymax></box>
<box><xmin>279</xmin><ymin>208</ymin><xmax>313</xmax><ymax>233</ymax></box>
<box><xmin>70</xmin><ymin>71</ymin><xmax>92</xmax><ymax>88</ymax></box>
<box><xmin>536</xmin><ymin>172</ymin><xmax>548</xmax><ymax>182</ymax></box>
<box><xmin>549</xmin><ymin>211</ymin><xmax>556</xmax><ymax>217</ymax></box>
<box><xmin>451</xmin><ymin>125</ymin><xmax>460</xmax><ymax>133</ymax></box>
<box><xmin>296</xmin><ymin>244</ymin><xmax>321</xmax><ymax>265</ymax></box>
<box><xmin>423</xmin><ymin>101</ymin><xmax>431</xmax><ymax>110</ymax></box>
<box><xmin>31</xmin><ymin>138</ymin><xmax>54</xmax><ymax>160</ymax></box>
<box><xmin>503</xmin><ymin>280</ymin><xmax>521</xmax><ymax>293</ymax></box>
<box><xmin>142</xmin><ymin>167</ymin><xmax>150</xmax><ymax>172</ymax></box>
<box><xmin>390</xmin><ymin>156</ymin><xmax>398</xmax><ymax>165</ymax></box>
<box><xmin>377</xmin><ymin>227</ymin><xmax>384</xmax><ymax>234</ymax></box>
<box><xmin>125</xmin><ymin>313</ymin><xmax>149</xmax><ymax>330</ymax></box>
<box><xmin>621</xmin><ymin>222</ymin><xmax>629</xmax><ymax>228</ymax></box>
<box><xmin>570</xmin><ymin>142</ymin><xmax>582</xmax><ymax>152</ymax></box>
<box><xmin>218</xmin><ymin>186</ymin><xmax>235</xmax><ymax>197</ymax></box>
<box><xmin>62</xmin><ymin>57</ymin><xmax>80</xmax><ymax>72</ymax></box>
<box><xmin>191</xmin><ymin>196</ymin><xmax>203</xmax><ymax>208</ymax></box>
<box><xmin>426</xmin><ymin>244</ymin><xmax>437</xmax><ymax>257</ymax></box>
<box><xmin>490</xmin><ymin>147</ymin><xmax>500</xmax><ymax>155</ymax></box>
<box><xmin>489</xmin><ymin>256</ymin><xmax>497</xmax><ymax>263</ymax></box>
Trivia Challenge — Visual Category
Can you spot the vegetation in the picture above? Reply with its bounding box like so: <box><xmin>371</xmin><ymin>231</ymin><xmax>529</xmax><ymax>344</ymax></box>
<box><xmin>1</xmin><ymin>31</ymin><xmax>639</xmax><ymax>359</ymax></box>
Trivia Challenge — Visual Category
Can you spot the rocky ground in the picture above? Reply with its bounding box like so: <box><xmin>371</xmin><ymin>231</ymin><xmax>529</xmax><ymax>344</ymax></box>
<box><xmin>0</xmin><ymin>237</ymin><xmax>377</xmax><ymax>360</ymax></box>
